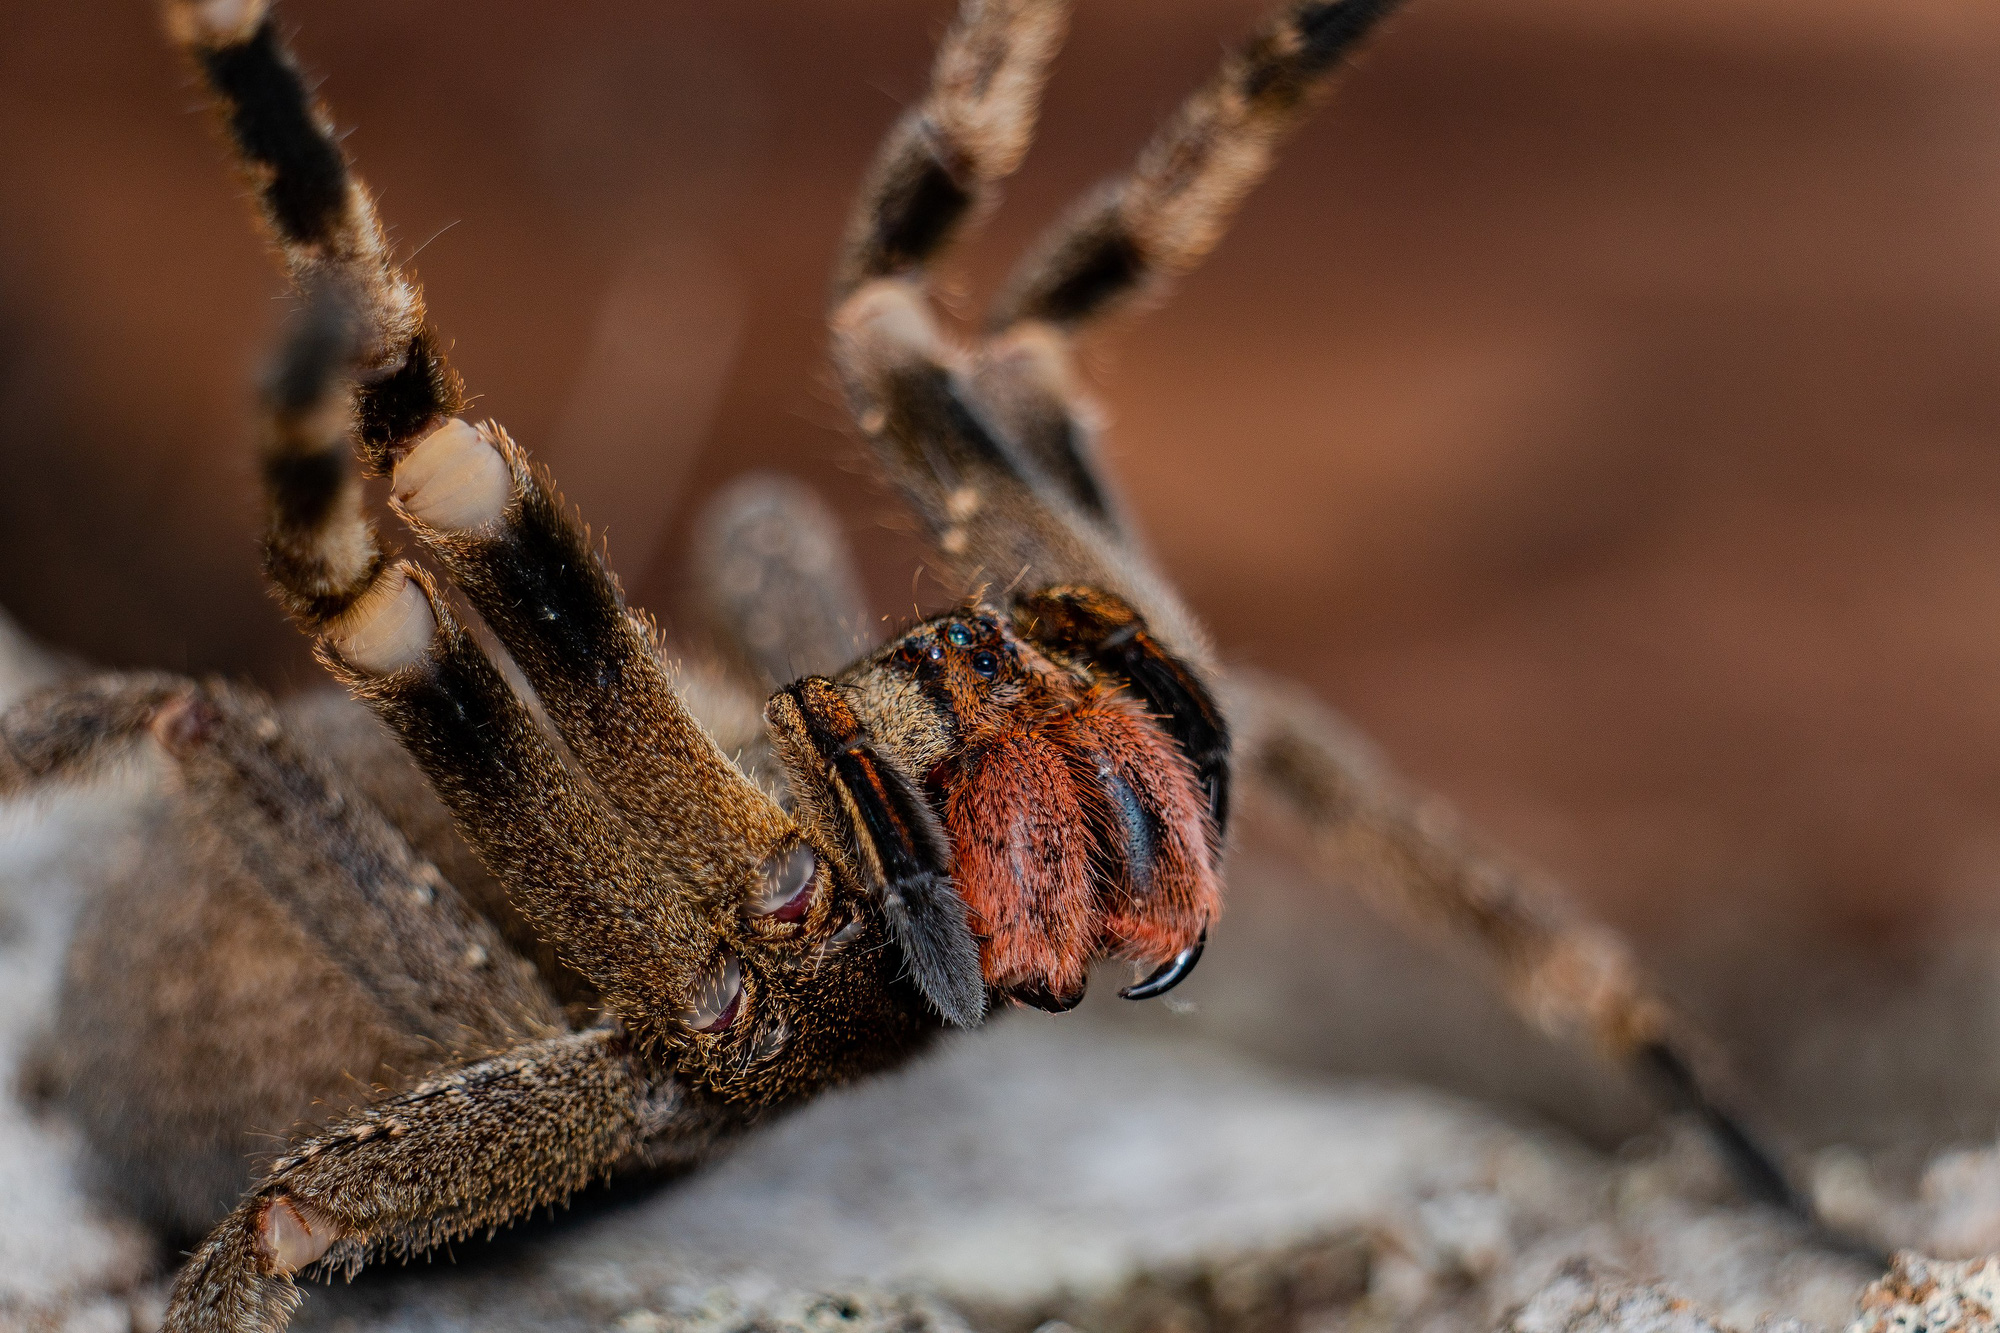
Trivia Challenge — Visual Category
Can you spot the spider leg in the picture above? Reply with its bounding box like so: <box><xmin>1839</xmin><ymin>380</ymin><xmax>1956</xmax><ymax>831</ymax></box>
<box><xmin>385</xmin><ymin>418</ymin><xmax>798</xmax><ymax>884</ymax></box>
<box><xmin>832</xmin><ymin>280</ymin><xmax>1210</xmax><ymax>665</ymax></box>
<box><xmin>832</xmin><ymin>0</ymin><xmax>1071</xmax><ymax>305</ymax></box>
<box><xmin>693</xmin><ymin>474</ymin><xmax>873</xmax><ymax>691</ymax></box>
<box><xmin>161</xmin><ymin>1028</ymin><xmax>664</xmax><ymax>1333</ymax></box>
<box><xmin>1223</xmin><ymin>670</ymin><xmax>1809</xmax><ymax>1217</ymax></box>
<box><xmin>192</xmin><ymin>61</ymin><xmax>797</xmax><ymax>929</ymax></box>
<box><xmin>186</xmin><ymin>10</ymin><xmax>940</xmax><ymax>1112</ymax></box>
<box><xmin>327</xmin><ymin>564</ymin><xmax>767</xmax><ymax>1043</ymax></box>
<box><xmin>168</xmin><ymin>0</ymin><xmax>460</xmax><ymax>469</ymax></box>
<box><xmin>226</xmin><ymin>287</ymin><xmax>772</xmax><ymax>1041</ymax></box>
<box><xmin>967</xmin><ymin>0</ymin><xmax>1406</xmax><ymax>527</ymax></box>
<box><xmin>990</xmin><ymin>0</ymin><xmax>1402</xmax><ymax>336</ymax></box>
<box><xmin>839</xmin><ymin>0</ymin><xmax>1816</xmax><ymax>1222</ymax></box>
<box><xmin>0</xmin><ymin>673</ymin><xmax>561</xmax><ymax>1051</ymax></box>
<box><xmin>170</xmin><ymin>0</ymin><xmax>805</xmax><ymax>1042</ymax></box>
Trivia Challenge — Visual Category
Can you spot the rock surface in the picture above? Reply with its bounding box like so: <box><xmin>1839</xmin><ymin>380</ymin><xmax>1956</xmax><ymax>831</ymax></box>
<box><xmin>0</xmin><ymin>787</ymin><xmax>161</xmax><ymax>1333</ymax></box>
<box><xmin>1847</xmin><ymin>1253</ymin><xmax>2000</xmax><ymax>1333</ymax></box>
<box><xmin>1497</xmin><ymin>1262</ymin><xmax>1816</xmax><ymax>1333</ymax></box>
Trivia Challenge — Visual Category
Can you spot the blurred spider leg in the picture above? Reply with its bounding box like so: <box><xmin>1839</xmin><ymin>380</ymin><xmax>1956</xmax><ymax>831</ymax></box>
<box><xmin>766</xmin><ymin>679</ymin><xmax>985</xmax><ymax>1026</ymax></box>
<box><xmin>692</xmin><ymin>475</ymin><xmax>873</xmax><ymax>690</ymax></box>
<box><xmin>991</xmin><ymin>0</ymin><xmax>1404</xmax><ymax>334</ymax></box>
<box><xmin>1222</xmin><ymin>669</ymin><xmax>1810</xmax><ymax>1218</ymax></box>
<box><xmin>169</xmin><ymin>0</ymin><xmax>461</xmax><ymax>468</ymax></box>
<box><xmin>832</xmin><ymin>0</ymin><xmax>1071</xmax><ymax>304</ymax></box>
<box><xmin>969</xmin><ymin>0</ymin><xmax>1406</xmax><ymax>523</ymax></box>
<box><xmin>0</xmin><ymin>670</ymin><xmax>188</xmax><ymax>794</ymax></box>
<box><xmin>965</xmin><ymin>323</ymin><xmax>1121</xmax><ymax>534</ymax></box>
<box><xmin>254</xmin><ymin>278</ymin><xmax>393</xmax><ymax>636</ymax></box>
<box><xmin>831</xmin><ymin>280</ymin><xmax>1209</xmax><ymax>664</ymax></box>
<box><xmin>0</xmin><ymin>673</ymin><xmax>561</xmax><ymax>1052</ymax></box>
<box><xmin>162</xmin><ymin>1029</ymin><xmax>660</xmax><ymax>1333</ymax></box>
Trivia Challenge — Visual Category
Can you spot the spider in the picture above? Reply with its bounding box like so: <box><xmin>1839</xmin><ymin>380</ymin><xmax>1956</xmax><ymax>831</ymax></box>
<box><xmin>0</xmin><ymin>0</ymin><xmax>1823</xmax><ymax>1328</ymax></box>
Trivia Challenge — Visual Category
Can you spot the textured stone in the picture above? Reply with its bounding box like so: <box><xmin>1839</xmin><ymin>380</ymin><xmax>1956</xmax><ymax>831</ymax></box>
<box><xmin>1846</xmin><ymin>1253</ymin><xmax>2000</xmax><ymax>1333</ymax></box>
<box><xmin>1500</xmin><ymin>1262</ymin><xmax>1826</xmax><ymax>1333</ymax></box>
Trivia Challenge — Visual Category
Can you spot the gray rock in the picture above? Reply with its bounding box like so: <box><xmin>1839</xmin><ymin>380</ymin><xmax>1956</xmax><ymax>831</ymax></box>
<box><xmin>1499</xmin><ymin>1261</ymin><xmax>1825</xmax><ymax>1333</ymax></box>
<box><xmin>1846</xmin><ymin>1253</ymin><xmax>2000</xmax><ymax>1333</ymax></box>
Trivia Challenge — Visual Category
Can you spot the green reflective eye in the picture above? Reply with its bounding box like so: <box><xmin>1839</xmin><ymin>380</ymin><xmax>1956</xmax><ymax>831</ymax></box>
<box><xmin>945</xmin><ymin>622</ymin><xmax>973</xmax><ymax>648</ymax></box>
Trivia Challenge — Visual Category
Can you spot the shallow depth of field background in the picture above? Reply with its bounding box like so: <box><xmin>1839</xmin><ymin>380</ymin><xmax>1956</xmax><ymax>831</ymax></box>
<box><xmin>4</xmin><ymin>0</ymin><xmax>2000</xmax><ymax>1155</ymax></box>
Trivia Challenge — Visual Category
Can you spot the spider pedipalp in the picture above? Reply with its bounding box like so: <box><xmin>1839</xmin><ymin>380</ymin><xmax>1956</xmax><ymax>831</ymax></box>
<box><xmin>808</xmin><ymin>601</ymin><xmax>1222</xmax><ymax>1015</ymax></box>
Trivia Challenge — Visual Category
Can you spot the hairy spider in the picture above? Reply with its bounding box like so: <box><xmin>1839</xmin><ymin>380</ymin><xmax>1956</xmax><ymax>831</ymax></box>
<box><xmin>0</xmin><ymin>0</ymin><xmax>1823</xmax><ymax>1328</ymax></box>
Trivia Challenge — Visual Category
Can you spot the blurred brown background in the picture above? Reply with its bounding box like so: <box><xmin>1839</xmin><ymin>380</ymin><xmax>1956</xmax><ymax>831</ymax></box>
<box><xmin>5</xmin><ymin>0</ymin><xmax>2000</xmax><ymax>1151</ymax></box>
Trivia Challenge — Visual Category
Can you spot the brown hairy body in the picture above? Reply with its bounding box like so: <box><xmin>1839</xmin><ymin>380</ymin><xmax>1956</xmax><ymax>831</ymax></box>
<box><xmin>0</xmin><ymin>0</ymin><xmax>1839</xmax><ymax>1329</ymax></box>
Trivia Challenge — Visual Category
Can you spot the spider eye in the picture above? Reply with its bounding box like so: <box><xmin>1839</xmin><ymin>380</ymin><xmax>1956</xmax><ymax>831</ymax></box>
<box><xmin>971</xmin><ymin>649</ymin><xmax>998</xmax><ymax>679</ymax></box>
<box><xmin>753</xmin><ymin>843</ymin><xmax>818</xmax><ymax>922</ymax></box>
<box><xmin>678</xmin><ymin>951</ymin><xmax>742</xmax><ymax>1033</ymax></box>
<box><xmin>945</xmin><ymin>622</ymin><xmax>973</xmax><ymax>648</ymax></box>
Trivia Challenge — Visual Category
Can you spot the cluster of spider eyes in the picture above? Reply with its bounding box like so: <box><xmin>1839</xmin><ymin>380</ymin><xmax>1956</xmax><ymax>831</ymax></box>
<box><xmin>901</xmin><ymin>619</ymin><xmax>1005</xmax><ymax>681</ymax></box>
<box><xmin>677</xmin><ymin>841</ymin><xmax>825</xmax><ymax>1035</ymax></box>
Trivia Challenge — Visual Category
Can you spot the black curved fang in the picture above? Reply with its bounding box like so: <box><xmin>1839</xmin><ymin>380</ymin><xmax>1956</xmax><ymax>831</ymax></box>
<box><xmin>1120</xmin><ymin>931</ymin><xmax>1206</xmax><ymax>1001</ymax></box>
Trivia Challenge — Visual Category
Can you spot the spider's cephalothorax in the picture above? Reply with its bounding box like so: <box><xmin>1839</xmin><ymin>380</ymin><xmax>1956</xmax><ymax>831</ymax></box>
<box><xmin>808</xmin><ymin>598</ymin><xmax>1221</xmax><ymax>1013</ymax></box>
<box><xmin>0</xmin><ymin>0</ymin><xmax>1826</xmax><ymax>1328</ymax></box>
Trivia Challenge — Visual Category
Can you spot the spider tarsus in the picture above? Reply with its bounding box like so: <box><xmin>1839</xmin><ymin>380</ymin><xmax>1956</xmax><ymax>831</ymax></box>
<box><xmin>1636</xmin><ymin>1039</ymin><xmax>1889</xmax><ymax>1263</ymax></box>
